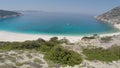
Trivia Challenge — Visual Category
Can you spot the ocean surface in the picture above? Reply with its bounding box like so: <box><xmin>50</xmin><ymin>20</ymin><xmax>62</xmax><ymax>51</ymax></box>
<box><xmin>0</xmin><ymin>12</ymin><xmax>119</xmax><ymax>36</ymax></box>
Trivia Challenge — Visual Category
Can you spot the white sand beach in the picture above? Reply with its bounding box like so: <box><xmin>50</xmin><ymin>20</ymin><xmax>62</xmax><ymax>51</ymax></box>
<box><xmin>0</xmin><ymin>31</ymin><xmax>83</xmax><ymax>43</ymax></box>
<box><xmin>114</xmin><ymin>24</ymin><xmax>120</xmax><ymax>30</ymax></box>
<box><xmin>99</xmin><ymin>24</ymin><xmax>120</xmax><ymax>37</ymax></box>
<box><xmin>0</xmin><ymin>28</ymin><xmax>120</xmax><ymax>43</ymax></box>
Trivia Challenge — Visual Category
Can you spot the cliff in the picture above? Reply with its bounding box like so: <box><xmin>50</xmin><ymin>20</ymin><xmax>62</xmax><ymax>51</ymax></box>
<box><xmin>96</xmin><ymin>6</ymin><xmax>120</xmax><ymax>25</ymax></box>
<box><xmin>0</xmin><ymin>10</ymin><xmax>21</xmax><ymax>19</ymax></box>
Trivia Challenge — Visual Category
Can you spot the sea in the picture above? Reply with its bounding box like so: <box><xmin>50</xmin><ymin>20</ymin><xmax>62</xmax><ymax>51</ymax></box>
<box><xmin>0</xmin><ymin>11</ymin><xmax>119</xmax><ymax>36</ymax></box>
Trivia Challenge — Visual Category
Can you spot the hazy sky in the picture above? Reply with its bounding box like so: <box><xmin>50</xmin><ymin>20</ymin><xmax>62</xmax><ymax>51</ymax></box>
<box><xmin>0</xmin><ymin>0</ymin><xmax>120</xmax><ymax>15</ymax></box>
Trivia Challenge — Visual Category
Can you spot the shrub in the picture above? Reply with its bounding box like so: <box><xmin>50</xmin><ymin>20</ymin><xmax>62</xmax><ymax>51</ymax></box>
<box><xmin>59</xmin><ymin>38</ymin><xmax>69</xmax><ymax>44</ymax></box>
<box><xmin>20</xmin><ymin>41</ymin><xmax>41</xmax><ymax>49</ymax></box>
<box><xmin>49</xmin><ymin>37</ymin><xmax>58</xmax><ymax>42</ymax></box>
<box><xmin>82</xmin><ymin>36</ymin><xmax>95</xmax><ymax>40</ymax></box>
<box><xmin>45</xmin><ymin>46</ymin><xmax>82</xmax><ymax>66</ymax></box>
<box><xmin>33</xmin><ymin>58</ymin><xmax>42</xmax><ymax>63</ymax></box>
<box><xmin>100</xmin><ymin>36</ymin><xmax>112</xmax><ymax>43</ymax></box>
<box><xmin>0</xmin><ymin>37</ymin><xmax>83</xmax><ymax>66</ymax></box>
<box><xmin>26</xmin><ymin>54</ymin><xmax>33</xmax><ymax>59</ymax></box>
<box><xmin>83</xmin><ymin>46</ymin><xmax>120</xmax><ymax>62</ymax></box>
<box><xmin>15</xmin><ymin>61</ymin><xmax>29</xmax><ymax>66</ymax></box>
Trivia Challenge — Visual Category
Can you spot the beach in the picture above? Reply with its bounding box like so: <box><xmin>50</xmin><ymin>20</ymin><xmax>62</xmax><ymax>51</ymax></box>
<box><xmin>0</xmin><ymin>31</ymin><xmax>83</xmax><ymax>43</ymax></box>
<box><xmin>0</xmin><ymin>24</ymin><xmax>120</xmax><ymax>43</ymax></box>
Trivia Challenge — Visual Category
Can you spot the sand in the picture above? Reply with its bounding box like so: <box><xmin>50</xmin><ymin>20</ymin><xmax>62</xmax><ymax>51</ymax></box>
<box><xmin>114</xmin><ymin>24</ymin><xmax>120</xmax><ymax>30</ymax></box>
<box><xmin>0</xmin><ymin>31</ymin><xmax>82</xmax><ymax>43</ymax></box>
<box><xmin>0</xmin><ymin>30</ymin><xmax>120</xmax><ymax>43</ymax></box>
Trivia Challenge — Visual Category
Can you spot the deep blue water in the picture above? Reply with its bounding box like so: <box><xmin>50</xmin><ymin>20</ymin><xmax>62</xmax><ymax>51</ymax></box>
<box><xmin>0</xmin><ymin>12</ymin><xmax>118</xmax><ymax>36</ymax></box>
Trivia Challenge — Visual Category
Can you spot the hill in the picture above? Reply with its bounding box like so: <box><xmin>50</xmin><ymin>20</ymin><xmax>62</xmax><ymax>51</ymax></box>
<box><xmin>0</xmin><ymin>10</ymin><xmax>20</xmax><ymax>18</ymax></box>
<box><xmin>96</xmin><ymin>6</ymin><xmax>120</xmax><ymax>24</ymax></box>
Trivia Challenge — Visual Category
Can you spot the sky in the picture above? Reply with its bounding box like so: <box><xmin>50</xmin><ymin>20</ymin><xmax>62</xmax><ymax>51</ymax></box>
<box><xmin>0</xmin><ymin>0</ymin><xmax>120</xmax><ymax>15</ymax></box>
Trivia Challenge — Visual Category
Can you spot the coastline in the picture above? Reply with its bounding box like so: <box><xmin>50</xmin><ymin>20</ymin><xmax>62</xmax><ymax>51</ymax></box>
<box><xmin>0</xmin><ymin>22</ymin><xmax>120</xmax><ymax>43</ymax></box>
<box><xmin>0</xmin><ymin>24</ymin><xmax>120</xmax><ymax>43</ymax></box>
<box><xmin>0</xmin><ymin>31</ymin><xmax>83</xmax><ymax>43</ymax></box>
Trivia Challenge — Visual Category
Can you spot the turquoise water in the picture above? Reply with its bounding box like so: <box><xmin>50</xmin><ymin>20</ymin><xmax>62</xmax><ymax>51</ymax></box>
<box><xmin>0</xmin><ymin>12</ymin><xmax>118</xmax><ymax>36</ymax></box>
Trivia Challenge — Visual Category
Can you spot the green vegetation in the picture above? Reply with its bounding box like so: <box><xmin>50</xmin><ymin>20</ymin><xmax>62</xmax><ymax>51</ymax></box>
<box><xmin>45</xmin><ymin>46</ymin><xmax>82</xmax><ymax>66</ymax></box>
<box><xmin>0</xmin><ymin>36</ymin><xmax>120</xmax><ymax>67</ymax></box>
<box><xmin>33</xmin><ymin>58</ymin><xmax>42</xmax><ymax>63</ymax></box>
<box><xmin>0</xmin><ymin>37</ymin><xmax>82</xmax><ymax>66</ymax></box>
<box><xmin>5</xmin><ymin>55</ymin><xmax>16</xmax><ymax>62</ymax></box>
<box><xmin>18</xmin><ymin>56</ymin><xmax>24</xmax><ymax>60</ymax></box>
<box><xmin>0</xmin><ymin>57</ymin><xmax>5</xmax><ymax>63</ymax></box>
<box><xmin>83</xmin><ymin>46</ymin><xmax>120</xmax><ymax>62</ymax></box>
<box><xmin>15</xmin><ymin>62</ymin><xmax>24</xmax><ymax>66</ymax></box>
<box><xmin>0</xmin><ymin>64</ymin><xmax>16</xmax><ymax>68</ymax></box>
<box><xmin>26</xmin><ymin>54</ymin><xmax>33</xmax><ymax>59</ymax></box>
<box><xmin>82</xmin><ymin>36</ymin><xmax>95</xmax><ymax>40</ymax></box>
<box><xmin>15</xmin><ymin>61</ymin><xmax>29</xmax><ymax>66</ymax></box>
<box><xmin>100</xmin><ymin>36</ymin><xmax>112</xmax><ymax>43</ymax></box>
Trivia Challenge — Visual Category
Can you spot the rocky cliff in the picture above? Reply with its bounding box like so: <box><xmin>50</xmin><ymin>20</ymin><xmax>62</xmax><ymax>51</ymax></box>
<box><xmin>0</xmin><ymin>10</ymin><xmax>20</xmax><ymax>19</ymax></box>
<box><xmin>96</xmin><ymin>6</ymin><xmax>120</xmax><ymax>25</ymax></box>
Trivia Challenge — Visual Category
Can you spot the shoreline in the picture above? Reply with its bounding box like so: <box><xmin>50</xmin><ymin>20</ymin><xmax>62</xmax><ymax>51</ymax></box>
<box><xmin>0</xmin><ymin>31</ymin><xmax>83</xmax><ymax>43</ymax></box>
<box><xmin>0</xmin><ymin>27</ymin><xmax>120</xmax><ymax>43</ymax></box>
<box><xmin>0</xmin><ymin>23</ymin><xmax>120</xmax><ymax>43</ymax></box>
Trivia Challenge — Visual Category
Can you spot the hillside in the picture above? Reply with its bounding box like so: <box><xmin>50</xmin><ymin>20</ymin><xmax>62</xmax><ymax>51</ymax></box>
<box><xmin>96</xmin><ymin>6</ymin><xmax>120</xmax><ymax>24</ymax></box>
<box><xmin>0</xmin><ymin>36</ymin><xmax>120</xmax><ymax>68</ymax></box>
<box><xmin>0</xmin><ymin>10</ymin><xmax>20</xmax><ymax>18</ymax></box>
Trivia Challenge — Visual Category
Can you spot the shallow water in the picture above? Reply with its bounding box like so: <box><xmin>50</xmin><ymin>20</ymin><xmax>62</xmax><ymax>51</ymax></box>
<box><xmin>0</xmin><ymin>12</ymin><xmax>118</xmax><ymax>36</ymax></box>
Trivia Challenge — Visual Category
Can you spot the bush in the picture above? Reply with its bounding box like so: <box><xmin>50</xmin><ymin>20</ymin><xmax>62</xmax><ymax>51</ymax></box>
<box><xmin>49</xmin><ymin>37</ymin><xmax>59</xmax><ymax>42</ymax></box>
<box><xmin>83</xmin><ymin>46</ymin><xmax>120</xmax><ymax>62</ymax></box>
<box><xmin>45</xmin><ymin>46</ymin><xmax>82</xmax><ymax>66</ymax></box>
<box><xmin>36</xmin><ymin>45</ymin><xmax>51</xmax><ymax>52</ymax></box>
<box><xmin>0</xmin><ymin>37</ymin><xmax>63</xmax><ymax>51</ymax></box>
<box><xmin>100</xmin><ymin>36</ymin><xmax>112</xmax><ymax>43</ymax></box>
<box><xmin>20</xmin><ymin>41</ymin><xmax>41</xmax><ymax>49</ymax></box>
<box><xmin>0</xmin><ymin>37</ymin><xmax>83</xmax><ymax>66</ymax></box>
<box><xmin>33</xmin><ymin>58</ymin><xmax>42</xmax><ymax>63</ymax></box>
<box><xmin>82</xmin><ymin>36</ymin><xmax>95</xmax><ymax>40</ymax></box>
<box><xmin>59</xmin><ymin>38</ymin><xmax>69</xmax><ymax>44</ymax></box>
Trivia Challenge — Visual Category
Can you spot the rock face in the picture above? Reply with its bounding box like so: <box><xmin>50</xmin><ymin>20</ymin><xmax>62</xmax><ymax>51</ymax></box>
<box><xmin>96</xmin><ymin>6</ymin><xmax>120</xmax><ymax>25</ymax></box>
<box><xmin>0</xmin><ymin>10</ymin><xmax>21</xmax><ymax>19</ymax></box>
